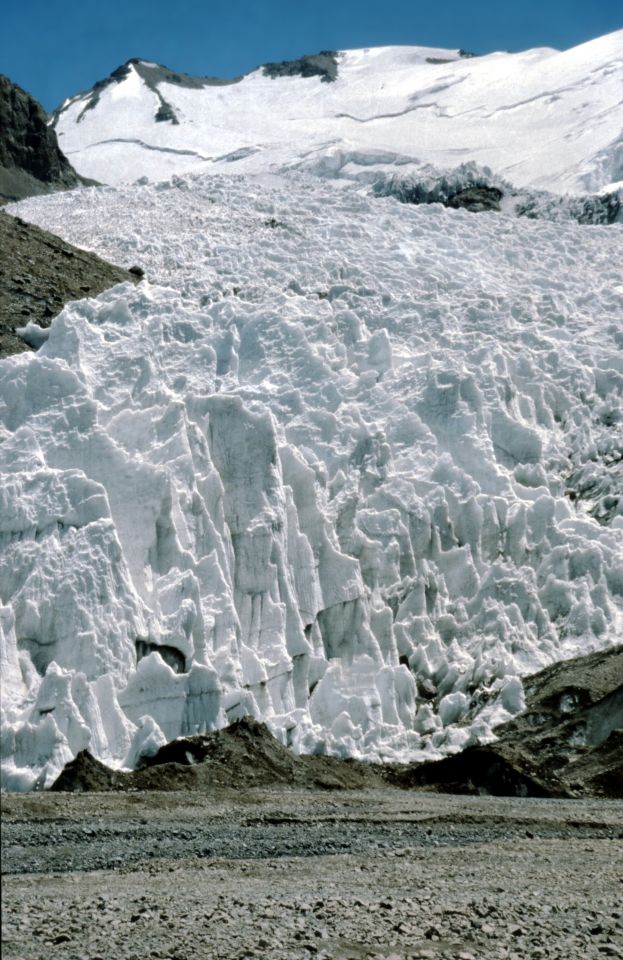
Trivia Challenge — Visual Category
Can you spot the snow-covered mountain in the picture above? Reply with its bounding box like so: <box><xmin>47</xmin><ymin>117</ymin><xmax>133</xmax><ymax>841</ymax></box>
<box><xmin>1</xmin><ymin>35</ymin><xmax>622</xmax><ymax>791</ymax></box>
<box><xmin>53</xmin><ymin>33</ymin><xmax>623</xmax><ymax>194</ymax></box>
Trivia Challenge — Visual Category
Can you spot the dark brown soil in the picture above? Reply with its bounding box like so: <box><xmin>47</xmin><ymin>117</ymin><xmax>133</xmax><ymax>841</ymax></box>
<box><xmin>0</xmin><ymin>210</ymin><xmax>140</xmax><ymax>357</ymax></box>
<box><xmin>51</xmin><ymin>717</ymin><xmax>389</xmax><ymax>794</ymax></box>
<box><xmin>478</xmin><ymin>645</ymin><xmax>623</xmax><ymax>797</ymax></box>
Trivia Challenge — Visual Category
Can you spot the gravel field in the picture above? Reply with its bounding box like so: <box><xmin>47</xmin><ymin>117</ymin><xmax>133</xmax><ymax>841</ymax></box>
<box><xmin>2</xmin><ymin>788</ymin><xmax>622</xmax><ymax>960</ymax></box>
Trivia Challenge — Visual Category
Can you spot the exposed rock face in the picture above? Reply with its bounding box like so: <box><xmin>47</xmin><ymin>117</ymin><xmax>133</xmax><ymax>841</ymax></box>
<box><xmin>0</xmin><ymin>75</ymin><xmax>88</xmax><ymax>202</ymax></box>
<box><xmin>445</xmin><ymin>185</ymin><xmax>503</xmax><ymax>212</ymax></box>
<box><xmin>262</xmin><ymin>51</ymin><xmax>339</xmax><ymax>83</ymax></box>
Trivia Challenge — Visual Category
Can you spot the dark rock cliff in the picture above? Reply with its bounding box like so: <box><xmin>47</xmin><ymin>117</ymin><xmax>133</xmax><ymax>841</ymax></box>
<box><xmin>0</xmin><ymin>74</ymin><xmax>91</xmax><ymax>202</ymax></box>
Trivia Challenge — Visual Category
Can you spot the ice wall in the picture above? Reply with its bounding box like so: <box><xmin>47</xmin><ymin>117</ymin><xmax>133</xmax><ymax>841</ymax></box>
<box><xmin>2</xmin><ymin>171</ymin><xmax>622</xmax><ymax>788</ymax></box>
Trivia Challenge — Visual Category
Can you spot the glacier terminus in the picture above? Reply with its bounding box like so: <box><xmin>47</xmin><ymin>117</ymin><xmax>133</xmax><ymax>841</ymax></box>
<box><xmin>1</xmin><ymin>33</ymin><xmax>622</xmax><ymax>790</ymax></box>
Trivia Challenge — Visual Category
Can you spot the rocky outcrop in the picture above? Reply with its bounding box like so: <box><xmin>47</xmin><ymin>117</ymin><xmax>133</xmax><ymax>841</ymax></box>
<box><xmin>262</xmin><ymin>51</ymin><xmax>339</xmax><ymax>83</ymax></box>
<box><xmin>0</xmin><ymin>75</ymin><xmax>90</xmax><ymax>202</ymax></box>
<box><xmin>445</xmin><ymin>185</ymin><xmax>503</xmax><ymax>212</ymax></box>
<box><xmin>52</xmin><ymin>59</ymin><xmax>242</xmax><ymax>129</ymax></box>
<box><xmin>0</xmin><ymin>211</ymin><xmax>140</xmax><ymax>357</ymax></box>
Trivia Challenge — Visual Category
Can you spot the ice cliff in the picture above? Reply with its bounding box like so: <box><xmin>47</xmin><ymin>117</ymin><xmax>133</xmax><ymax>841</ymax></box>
<box><xmin>2</xmin><ymin>167</ymin><xmax>621</xmax><ymax>790</ymax></box>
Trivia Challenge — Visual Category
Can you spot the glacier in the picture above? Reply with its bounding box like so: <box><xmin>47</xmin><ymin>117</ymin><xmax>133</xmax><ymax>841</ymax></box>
<box><xmin>3</xmin><ymin>166</ymin><xmax>621</xmax><ymax>790</ymax></box>
<box><xmin>1</xmin><ymin>33</ymin><xmax>623</xmax><ymax>790</ymax></box>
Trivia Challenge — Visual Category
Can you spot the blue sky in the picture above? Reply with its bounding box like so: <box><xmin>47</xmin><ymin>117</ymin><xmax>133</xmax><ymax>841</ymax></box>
<box><xmin>3</xmin><ymin>0</ymin><xmax>622</xmax><ymax>111</ymax></box>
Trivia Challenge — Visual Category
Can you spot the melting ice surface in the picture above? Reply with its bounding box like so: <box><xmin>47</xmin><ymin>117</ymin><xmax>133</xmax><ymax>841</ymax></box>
<box><xmin>2</xmin><ymin>169</ymin><xmax>623</xmax><ymax>790</ymax></box>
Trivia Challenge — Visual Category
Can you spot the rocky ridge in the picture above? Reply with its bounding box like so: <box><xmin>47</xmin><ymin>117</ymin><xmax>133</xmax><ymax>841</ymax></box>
<box><xmin>0</xmin><ymin>75</ymin><xmax>91</xmax><ymax>202</ymax></box>
<box><xmin>0</xmin><ymin>210</ymin><xmax>140</xmax><ymax>357</ymax></box>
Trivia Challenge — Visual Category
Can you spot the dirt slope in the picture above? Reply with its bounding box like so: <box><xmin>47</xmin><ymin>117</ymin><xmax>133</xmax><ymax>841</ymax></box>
<box><xmin>0</xmin><ymin>211</ymin><xmax>141</xmax><ymax>357</ymax></box>
<box><xmin>391</xmin><ymin>645</ymin><xmax>623</xmax><ymax>798</ymax></box>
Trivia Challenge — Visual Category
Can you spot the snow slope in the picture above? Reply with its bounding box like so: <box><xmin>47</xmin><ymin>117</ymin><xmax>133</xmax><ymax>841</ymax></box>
<box><xmin>52</xmin><ymin>33</ymin><xmax>623</xmax><ymax>194</ymax></box>
<box><xmin>3</xmin><ymin>168</ymin><xmax>622</xmax><ymax>790</ymax></box>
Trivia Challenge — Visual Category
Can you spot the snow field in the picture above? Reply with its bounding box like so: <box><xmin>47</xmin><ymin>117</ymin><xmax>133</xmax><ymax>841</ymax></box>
<box><xmin>53</xmin><ymin>33</ymin><xmax>623</xmax><ymax>195</ymax></box>
<box><xmin>2</xmin><ymin>170</ymin><xmax>622</xmax><ymax>789</ymax></box>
